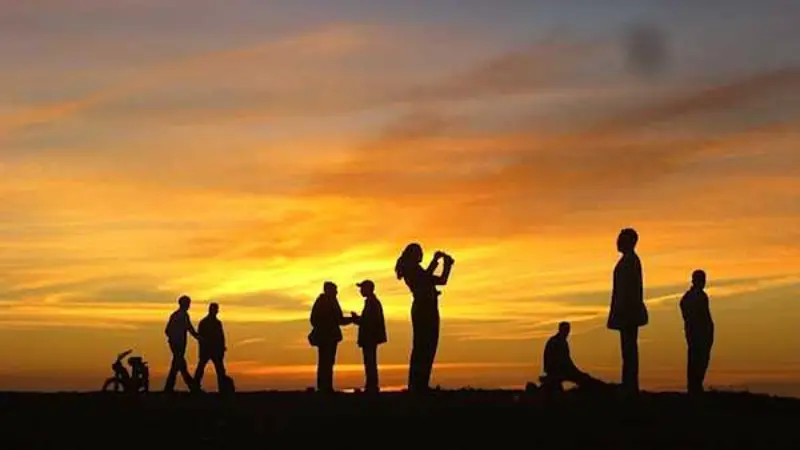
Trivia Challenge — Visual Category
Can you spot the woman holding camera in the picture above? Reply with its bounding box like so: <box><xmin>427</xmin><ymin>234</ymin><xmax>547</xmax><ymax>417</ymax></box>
<box><xmin>395</xmin><ymin>243</ymin><xmax>455</xmax><ymax>393</ymax></box>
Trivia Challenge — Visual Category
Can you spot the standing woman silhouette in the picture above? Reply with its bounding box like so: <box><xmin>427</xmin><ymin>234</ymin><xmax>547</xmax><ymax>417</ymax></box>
<box><xmin>395</xmin><ymin>243</ymin><xmax>454</xmax><ymax>393</ymax></box>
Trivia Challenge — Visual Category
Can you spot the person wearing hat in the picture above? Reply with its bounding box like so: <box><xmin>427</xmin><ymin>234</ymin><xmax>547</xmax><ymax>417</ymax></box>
<box><xmin>352</xmin><ymin>280</ymin><xmax>387</xmax><ymax>393</ymax></box>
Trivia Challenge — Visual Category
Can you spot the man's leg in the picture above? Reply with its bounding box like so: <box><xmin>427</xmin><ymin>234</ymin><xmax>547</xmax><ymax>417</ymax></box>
<box><xmin>164</xmin><ymin>351</ymin><xmax>180</xmax><ymax>392</ymax></box>
<box><xmin>362</xmin><ymin>345</ymin><xmax>379</xmax><ymax>392</ymax></box>
<box><xmin>317</xmin><ymin>344</ymin><xmax>336</xmax><ymax>393</ymax></box>
<box><xmin>175</xmin><ymin>353</ymin><xmax>195</xmax><ymax>390</ymax></box>
<box><xmin>564</xmin><ymin>369</ymin><xmax>603</xmax><ymax>390</ymax></box>
<box><xmin>686</xmin><ymin>341</ymin><xmax>696</xmax><ymax>393</ymax></box>
<box><xmin>689</xmin><ymin>338</ymin><xmax>712</xmax><ymax>394</ymax></box>
<box><xmin>193</xmin><ymin>354</ymin><xmax>209</xmax><ymax>390</ymax></box>
<box><xmin>316</xmin><ymin>346</ymin><xmax>326</xmax><ymax>392</ymax></box>
<box><xmin>699</xmin><ymin>344</ymin><xmax>711</xmax><ymax>388</ymax></box>
<box><xmin>211</xmin><ymin>355</ymin><xmax>228</xmax><ymax>392</ymax></box>
<box><xmin>541</xmin><ymin>374</ymin><xmax>565</xmax><ymax>393</ymax></box>
<box><xmin>620</xmin><ymin>327</ymin><xmax>640</xmax><ymax>393</ymax></box>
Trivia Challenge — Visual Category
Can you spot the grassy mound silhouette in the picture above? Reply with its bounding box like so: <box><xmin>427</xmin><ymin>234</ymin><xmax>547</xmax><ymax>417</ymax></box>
<box><xmin>2</xmin><ymin>389</ymin><xmax>798</xmax><ymax>449</ymax></box>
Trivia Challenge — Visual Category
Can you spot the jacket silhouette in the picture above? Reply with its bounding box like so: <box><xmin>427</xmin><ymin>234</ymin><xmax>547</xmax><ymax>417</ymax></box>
<box><xmin>163</xmin><ymin>295</ymin><xmax>199</xmax><ymax>392</ymax></box>
<box><xmin>608</xmin><ymin>251</ymin><xmax>647</xmax><ymax>330</ymax></box>
<box><xmin>544</xmin><ymin>330</ymin><xmax>579</xmax><ymax>377</ymax></box>
<box><xmin>194</xmin><ymin>302</ymin><xmax>229</xmax><ymax>392</ymax></box>
<box><xmin>607</xmin><ymin>228</ymin><xmax>647</xmax><ymax>394</ymax></box>
<box><xmin>308</xmin><ymin>282</ymin><xmax>354</xmax><ymax>393</ymax></box>
<box><xmin>680</xmin><ymin>270</ymin><xmax>714</xmax><ymax>395</ymax></box>
<box><xmin>355</xmin><ymin>291</ymin><xmax>387</xmax><ymax>348</ymax></box>
<box><xmin>353</xmin><ymin>280</ymin><xmax>387</xmax><ymax>393</ymax></box>
<box><xmin>198</xmin><ymin>313</ymin><xmax>225</xmax><ymax>357</ymax></box>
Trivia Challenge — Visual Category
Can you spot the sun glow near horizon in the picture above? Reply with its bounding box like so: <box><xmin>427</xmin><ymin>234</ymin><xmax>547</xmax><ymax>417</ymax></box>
<box><xmin>1</xmin><ymin>0</ymin><xmax>799</xmax><ymax>395</ymax></box>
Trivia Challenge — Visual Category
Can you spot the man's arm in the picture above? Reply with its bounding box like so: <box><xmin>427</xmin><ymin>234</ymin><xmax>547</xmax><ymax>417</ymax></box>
<box><xmin>165</xmin><ymin>314</ymin><xmax>172</xmax><ymax>337</ymax></box>
<box><xmin>619</xmin><ymin>257</ymin><xmax>643</xmax><ymax>306</ymax></box>
<box><xmin>186</xmin><ymin>314</ymin><xmax>200</xmax><ymax>339</ymax></box>
<box><xmin>564</xmin><ymin>342</ymin><xmax>580</xmax><ymax>373</ymax></box>
<box><xmin>334</xmin><ymin>300</ymin><xmax>354</xmax><ymax>325</ymax></box>
<box><xmin>377</xmin><ymin>301</ymin><xmax>386</xmax><ymax>326</ymax></box>
<box><xmin>679</xmin><ymin>294</ymin><xmax>690</xmax><ymax>323</ymax></box>
<box><xmin>310</xmin><ymin>298</ymin><xmax>321</xmax><ymax>327</ymax></box>
<box><xmin>635</xmin><ymin>259</ymin><xmax>644</xmax><ymax>305</ymax></box>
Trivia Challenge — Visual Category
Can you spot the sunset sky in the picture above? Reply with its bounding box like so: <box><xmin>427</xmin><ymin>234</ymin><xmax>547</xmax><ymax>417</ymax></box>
<box><xmin>1</xmin><ymin>0</ymin><xmax>799</xmax><ymax>396</ymax></box>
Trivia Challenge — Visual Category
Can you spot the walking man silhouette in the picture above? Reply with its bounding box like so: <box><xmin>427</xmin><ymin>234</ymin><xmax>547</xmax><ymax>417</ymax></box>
<box><xmin>680</xmin><ymin>270</ymin><xmax>714</xmax><ymax>395</ymax></box>
<box><xmin>352</xmin><ymin>280</ymin><xmax>387</xmax><ymax>393</ymax></box>
<box><xmin>193</xmin><ymin>302</ymin><xmax>228</xmax><ymax>392</ymax></box>
<box><xmin>164</xmin><ymin>295</ymin><xmax>200</xmax><ymax>392</ymax></box>
<box><xmin>395</xmin><ymin>243</ymin><xmax>454</xmax><ymax>393</ymax></box>
<box><xmin>607</xmin><ymin>228</ymin><xmax>648</xmax><ymax>395</ymax></box>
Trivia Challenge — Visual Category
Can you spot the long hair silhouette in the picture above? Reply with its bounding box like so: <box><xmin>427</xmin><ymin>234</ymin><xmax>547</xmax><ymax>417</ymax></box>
<box><xmin>395</xmin><ymin>242</ymin><xmax>423</xmax><ymax>280</ymax></box>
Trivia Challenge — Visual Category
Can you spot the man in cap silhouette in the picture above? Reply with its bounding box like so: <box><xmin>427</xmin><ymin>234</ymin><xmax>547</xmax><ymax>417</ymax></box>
<box><xmin>352</xmin><ymin>280</ymin><xmax>387</xmax><ymax>393</ymax></box>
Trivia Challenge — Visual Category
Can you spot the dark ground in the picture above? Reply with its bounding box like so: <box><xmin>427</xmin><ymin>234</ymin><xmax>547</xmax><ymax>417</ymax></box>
<box><xmin>2</xmin><ymin>389</ymin><xmax>799</xmax><ymax>449</ymax></box>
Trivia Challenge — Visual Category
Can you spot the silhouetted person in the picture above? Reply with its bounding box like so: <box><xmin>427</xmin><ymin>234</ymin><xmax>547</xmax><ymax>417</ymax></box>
<box><xmin>680</xmin><ymin>269</ymin><xmax>714</xmax><ymax>395</ymax></box>
<box><xmin>194</xmin><ymin>302</ymin><xmax>228</xmax><ymax>392</ymax></box>
<box><xmin>395</xmin><ymin>243</ymin><xmax>454</xmax><ymax>393</ymax></box>
<box><xmin>164</xmin><ymin>295</ymin><xmax>200</xmax><ymax>392</ymax></box>
<box><xmin>352</xmin><ymin>280</ymin><xmax>387</xmax><ymax>393</ymax></box>
<box><xmin>607</xmin><ymin>228</ymin><xmax>648</xmax><ymax>394</ymax></box>
<box><xmin>308</xmin><ymin>282</ymin><xmax>355</xmax><ymax>393</ymax></box>
<box><xmin>541</xmin><ymin>322</ymin><xmax>604</xmax><ymax>392</ymax></box>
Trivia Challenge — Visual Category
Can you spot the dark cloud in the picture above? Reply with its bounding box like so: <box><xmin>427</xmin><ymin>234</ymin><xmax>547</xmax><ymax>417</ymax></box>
<box><xmin>623</xmin><ymin>22</ymin><xmax>670</xmax><ymax>78</ymax></box>
<box><xmin>395</xmin><ymin>40</ymin><xmax>605</xmax><ymax>104</ymax></box>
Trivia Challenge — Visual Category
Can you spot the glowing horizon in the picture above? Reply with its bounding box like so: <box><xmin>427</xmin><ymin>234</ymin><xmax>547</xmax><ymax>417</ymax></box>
<box><xmin>1</xmin><ymin>0</ymin><xmax>799</xmax><ymax>396</ymax></box>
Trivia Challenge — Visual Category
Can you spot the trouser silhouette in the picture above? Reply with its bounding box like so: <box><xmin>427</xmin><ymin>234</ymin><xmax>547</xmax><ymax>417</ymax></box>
<box><xmin>194</xmin><ymin>350</ymin><xmax>227</xmax><ymax>391</ymax></box>
<box><xmin>316</xmin><ymin>343</ymin><xmax>338</xmax><ymax>393</ymax></box>
<box><xmin>408</xmin><ymin>308</ymin><xmax>440</xmax><ymax>392</ymax></box>
<box><xmin>164</xmin><ymin>341</ymin><xmax>194</xmax><ymax>392</ymax></box>
<box><xmin>361</xmin><ymin>345</ymin><xmax>379</xmax><ymax>392</ymax></box>
<box><xmin>619</xmin><ymin>327</ymin><xmax>639</xmax><ymax>392</ymax></box>
<box><xmin>686</xmin><ymin>331</ymin><xmax>713</xmax><ymax>394</ymax></box>
<box><xmin>544</xmin><ymin>368</ymin><xmax>605</xmax><ymax>391</ymax></box>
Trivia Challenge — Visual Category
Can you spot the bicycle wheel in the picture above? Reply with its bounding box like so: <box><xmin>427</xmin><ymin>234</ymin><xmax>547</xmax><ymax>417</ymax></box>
<box><xmin>102</xmin><ymin>377</ymin><xmax>123</xmax><ymax>392</ymax></box>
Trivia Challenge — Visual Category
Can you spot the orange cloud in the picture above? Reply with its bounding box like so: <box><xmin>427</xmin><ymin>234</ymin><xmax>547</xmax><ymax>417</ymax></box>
<box><xmin>1</xmin><ymin>23</ymin><xmax>799</xmax><ymax>394</ymax></box>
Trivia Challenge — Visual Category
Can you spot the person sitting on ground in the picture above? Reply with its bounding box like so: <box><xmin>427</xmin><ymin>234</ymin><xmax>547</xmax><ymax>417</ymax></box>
<box><xmin>541</xmin><ymin>322</ymin><xmax>605</xmax><ymax>392</ymax></box>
